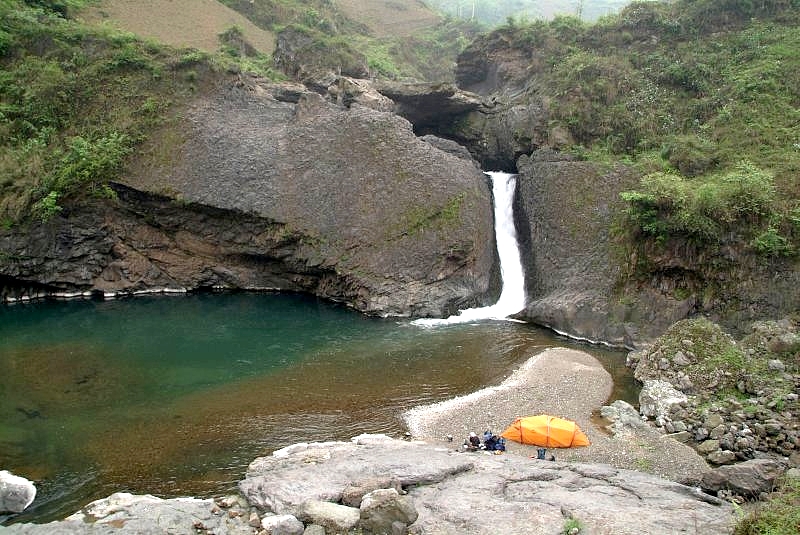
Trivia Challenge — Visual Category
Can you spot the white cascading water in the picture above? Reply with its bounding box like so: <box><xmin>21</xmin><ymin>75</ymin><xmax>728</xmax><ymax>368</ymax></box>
<box><xmin>413</xmin><ymin>171</ymin><xmax>526</xmax><ymax>326</ymax></box>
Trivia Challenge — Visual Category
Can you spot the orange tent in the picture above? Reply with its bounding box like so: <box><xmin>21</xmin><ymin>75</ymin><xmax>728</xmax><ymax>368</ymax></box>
<box><xmin>500</xmin><ymin>415</ymin><xmax>590</xmax><ymax>448</ymax></box>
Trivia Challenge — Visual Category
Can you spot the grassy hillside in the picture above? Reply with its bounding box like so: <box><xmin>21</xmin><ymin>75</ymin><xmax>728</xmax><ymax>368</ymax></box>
<box><xmin>0</xmin><ymin>0</ymin><xmax>265</xmax><ymax>225</ymax></box>
<box><xmin>74</xmin><ymin>0</ymin><xmax>472</xmax><ymax>81</ymax></box>
<box><xmin>78</xmin><ymin>0</ymin><xmax>276</xmax><ymax>55</ymax></box>
<box><xmin>335</xmin><ymin>0</ymin><xmax>441</xmax><ymax>37</ymax></box>
<box><xmin>214</xmin><ymin>0</ymin><xmax>475</xmax><ymax>80</ymax></box>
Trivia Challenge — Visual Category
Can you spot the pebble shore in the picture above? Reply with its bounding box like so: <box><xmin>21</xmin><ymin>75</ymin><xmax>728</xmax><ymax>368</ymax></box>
<box><xmin>404</xmin><ymin>346</ymin><xmax>710</xmax><ymax>483</ymax></box>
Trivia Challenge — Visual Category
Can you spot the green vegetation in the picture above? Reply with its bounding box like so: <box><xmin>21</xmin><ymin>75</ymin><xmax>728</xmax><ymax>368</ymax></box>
<box><xmin>734</xmin><ymin>475</ymin><xmax>800</xmax><ymax>535</ymax></box>
<box><xmin>561</xmin><ymin>516</ymin><xmax>584</xmax><ymax>534</ymax></box>
<box><xmin>619</xmin><ymin>161</ymin><xmax>792</xmax><ymax>254</ymax></box>
<box><xmin>398</xmin><ymin>192</ymin><xmax>467</xmax><ymax>237</ymax></box>
<box><xmin>480</xmin><ymin>1</ymin><xmax>799</xmax><ymax>277</ymax></box>
<box><xmin>0</xmin><ymin>0</ymin><xmax>280</xmax><ymax>223</ymax></box>
<box><xmin>219</xmin><ymin>0</ymin><xmax>480</xmax><ymax>81</ymax></box>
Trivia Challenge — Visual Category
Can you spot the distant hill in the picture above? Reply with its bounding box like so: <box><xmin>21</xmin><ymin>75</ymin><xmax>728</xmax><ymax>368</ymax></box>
<box><xmin>335</xmin><ymin>0</ymin><xmax>441</xmax><ymax>36</ymax></box>
<box><xmin>425</xmin><ymin>0</ymin><xmax>632</xmax><ymax>24</ymax></box>
<box><xmin>77</xmin><ymin>0</ymin><xmax>276</xmax><ymax>55</ymax></box>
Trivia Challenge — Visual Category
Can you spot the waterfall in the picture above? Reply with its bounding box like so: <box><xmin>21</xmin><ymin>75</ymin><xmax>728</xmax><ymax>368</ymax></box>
<box><xmin>413</xmin><ymin>171</ymin><xmax>525</xmax><ymax>326</ymax></box>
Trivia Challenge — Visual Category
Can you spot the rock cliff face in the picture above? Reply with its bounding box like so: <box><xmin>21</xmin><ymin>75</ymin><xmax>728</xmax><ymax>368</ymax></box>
<box><xmin>398</xmin><ymin>31</ymin><xmax>800</xmax><ymax>345</ymax></box>
<box><xmin>0</xmin><ymin>76</ymin><xmax>496</xmax><ymax>318</ymax></box>
<box><xmin>514</xmin><ymin>150</ymin><xmax>697</xmax><ymax>346</ymax></box>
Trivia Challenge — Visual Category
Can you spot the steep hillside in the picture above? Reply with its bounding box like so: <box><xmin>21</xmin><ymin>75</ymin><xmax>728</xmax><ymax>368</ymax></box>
<box><xmin>78</xmin><ymin>0</ymin><xmax>276</xmax><ymax>55</ymax></box>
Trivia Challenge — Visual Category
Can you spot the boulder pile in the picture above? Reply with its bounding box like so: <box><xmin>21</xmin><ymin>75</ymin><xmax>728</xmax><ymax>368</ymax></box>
<box><xmin>627</xmin><ymin>317</ymin><xmax>799</xmax><ymax>499</ymax></box>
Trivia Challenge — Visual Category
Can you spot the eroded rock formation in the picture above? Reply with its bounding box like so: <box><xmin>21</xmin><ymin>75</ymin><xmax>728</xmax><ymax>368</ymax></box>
<box><xmin>0</xmin><ymin>76</ymin><xmax>496</xmax><ymax>318</ymax></box>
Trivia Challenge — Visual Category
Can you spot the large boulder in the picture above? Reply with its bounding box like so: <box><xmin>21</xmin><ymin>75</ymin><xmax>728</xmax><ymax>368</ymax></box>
<box><xmin>1</xmin><ymin>75</ymin><xmax>495</xmax><ymax>318</ymax></box>
<box><xmin>0</xmin><ymin>471</ymin><xmax>36</xmax><ymax>514</ymax></box>
<box><xmin>700</xmin><ymin>459</ymin><xmax>786</xmax><ymax>498</ymax></box>
<box><xmin>639</xmin><ymin>380</ymin><xmax>688</xmax><ymax>425</ymax></box>
<box><xmin>239</xmin><ymin>435</ymin><xmax>475</xmax><ymax>515</ymax></box>
<box><xmin>4</xmin><ymin>436</ymin><xmax>737</xmax><ymax>534</ymax></box>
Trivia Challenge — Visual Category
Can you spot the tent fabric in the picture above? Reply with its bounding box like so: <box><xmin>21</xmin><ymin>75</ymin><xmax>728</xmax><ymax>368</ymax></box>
<box><xmin>500</xmin><ymin>415</ymin><xmax>590</xmax><ymax>448</ymax></box>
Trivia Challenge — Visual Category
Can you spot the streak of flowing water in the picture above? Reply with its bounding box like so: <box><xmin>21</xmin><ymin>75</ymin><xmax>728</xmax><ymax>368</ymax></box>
<box><xmin>413</xmin><ymin>171</ymin><xmax>525</xmax><ymax>326</ymax></box>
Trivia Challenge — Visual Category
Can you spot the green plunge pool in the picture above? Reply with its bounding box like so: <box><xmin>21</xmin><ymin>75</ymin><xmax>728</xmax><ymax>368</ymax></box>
<box><xmin>0</xmin><ymin>292</ymin><xmax>633</xmax><ymax>524</ymax></box>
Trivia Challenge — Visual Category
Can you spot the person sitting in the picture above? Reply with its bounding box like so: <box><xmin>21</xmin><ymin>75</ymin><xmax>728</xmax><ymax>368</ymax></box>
<box><xmin>463</xmin><ymin>431</ymin><xmax>481</xmax><ymax>451</ymax></box>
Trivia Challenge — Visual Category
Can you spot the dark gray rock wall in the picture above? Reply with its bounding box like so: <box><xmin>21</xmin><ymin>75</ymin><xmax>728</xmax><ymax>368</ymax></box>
<box><xmin>514</xmin><ymin>150</ymin><xmax>693</xmax><ymax>346</ymax></box>
<box><xmin>0</xmin><ymin>77</ymin><xmax>496</xmax><ymax>318</ymax></box>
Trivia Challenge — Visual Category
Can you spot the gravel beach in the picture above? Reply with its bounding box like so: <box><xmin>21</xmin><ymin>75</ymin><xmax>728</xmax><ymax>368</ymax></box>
<box><xmin>404</xmin><ymin>347</ymin><xmax>710</xmax><ymax>483</ymax></box>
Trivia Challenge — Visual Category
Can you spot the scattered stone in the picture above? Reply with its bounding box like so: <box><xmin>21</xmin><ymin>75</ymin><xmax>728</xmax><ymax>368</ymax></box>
<box><xmin>672</xmin><ymin>351</ymin><xmax>692</xmax><ymax>366</ymax></box>
<box><xmin>767</xmin><ymin>359</ymin><xmax>786</xmax><ymax>372</ymax></box>
<box><xmin>295</xmin><ymin>501</ymin><xmax>360</xmax><ymax>534</ymax></box>
<box><xmin>215</xmin><ymin>495</ymin><xmax>241</xmax><ymax>509</ymax></box>
<box><xmin>667</xmin><ymin>431</ymin><xmax>691</xmax><ymax>443</ymax></box>
<box><xmin>707</xmin><ymin>451</ymin><xmax>737</xmax><ymax>465</ymax></box>
<box><xmin>359</xmin><ymin>488</ymin><xmax>418</xmax><ymax>534</ymax></box>
<box><xmin>599</xmin><ymin>400</ymin><xmax>649</xmax><ymax>433</ymax></box>
<box><xmin>705</xmin><ymin>414</ymin><xmax>724</xmax><ymax>430</ymax></box>
<box><xmin>697</xmin><ymin>440</ymin><xmax>721</xmax><ymax>455</ymax></box>
<box><xmin>341</xmin><ymin>477</ymin><xmax>403</xmax><ymax>507</ymax></box>
<box><xmin>261</xmin><ymin>513</ymin><xmax>305</xmax><ymax>535</ymax></box>
<box><xmin>249</xmin><ymin>511</ymin><xmax>262</xmax><ymax>527</ymax></box>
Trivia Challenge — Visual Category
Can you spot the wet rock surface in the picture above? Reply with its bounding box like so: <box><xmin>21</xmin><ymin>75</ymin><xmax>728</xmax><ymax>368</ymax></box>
<box><xmin>0</xmin><ymin>471</ymin><xmax>36</xmax><ymax>514</ymax></box>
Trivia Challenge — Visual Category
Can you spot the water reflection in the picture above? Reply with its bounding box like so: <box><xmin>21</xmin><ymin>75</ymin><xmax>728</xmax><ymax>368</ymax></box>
<box><xmin>0</xmin><ymin>293</ymin><xmax>634</xmax><ymax>524</ymax></box>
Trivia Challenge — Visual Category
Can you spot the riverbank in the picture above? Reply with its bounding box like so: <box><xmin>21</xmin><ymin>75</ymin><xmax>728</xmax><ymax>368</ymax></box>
<box><xmin>404</xmin><ymin>346</ymin><xmax>710</xmax><ymax>483</ymax></box>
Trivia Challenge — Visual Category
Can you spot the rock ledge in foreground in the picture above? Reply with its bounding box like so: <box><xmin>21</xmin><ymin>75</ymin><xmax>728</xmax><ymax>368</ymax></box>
<box><xmin>4</xmin><ymin>435</ymin><xmax>736</xmax><ymax>534</ymax></box>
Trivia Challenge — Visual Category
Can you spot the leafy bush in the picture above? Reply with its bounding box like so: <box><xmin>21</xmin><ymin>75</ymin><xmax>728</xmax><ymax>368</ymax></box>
<box><xmin>751</xmin><ymin>227</ymin><xmax>794</xmax><ymax>257</ymax></box>
<box><xmin>716</xmin><ymin>161</ymin><xmax>776</xmax><ymax>224</ymax></box>
<box><xmin>620</xmin><ymin>161</ymin><xmax>785</xmax><ymax>251</ymax></box>
<box><xmin>51</xmin><ymin>133</ymin><xmax>132</xmax><ymax>193</ymax></box>
<box><xmin>660</xmin><ymin>135</ymin><xmax>718</xmax><ymax>176</ymax></box>
<box><xmin>31</xmin><ymin>190</ymin><xmax>61</xmax><ymax>221</ymax></box>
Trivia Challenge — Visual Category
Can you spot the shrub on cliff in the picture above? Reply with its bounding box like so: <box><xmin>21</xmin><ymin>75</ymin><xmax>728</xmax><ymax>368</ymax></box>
<box><xmin>619</xmin><ymin>161</ymin><xmax>794</xmax><ymax>256</ymax></box>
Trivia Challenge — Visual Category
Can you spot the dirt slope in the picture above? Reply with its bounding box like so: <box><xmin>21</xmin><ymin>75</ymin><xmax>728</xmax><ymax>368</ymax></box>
<box><xmin>77</xmin><ymin>0</ymin><xmax>275</xmax><ymax>55</ymax></box>
<box><xmin>335</xmin><ymin>0</ymin><xmax>441</xmax><ymax>37</ymax></box>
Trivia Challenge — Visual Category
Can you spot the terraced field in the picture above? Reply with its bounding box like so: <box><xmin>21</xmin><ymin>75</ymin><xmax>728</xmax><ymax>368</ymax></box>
<box><xmin>335</xmin><ymin>0</ymin><xmax>441</xmax><ymax>36</ymax></box>
<box><xmin>77</xmin><ymin>0</ymin><xmax>276</xmax><ymax>54</ymax></box>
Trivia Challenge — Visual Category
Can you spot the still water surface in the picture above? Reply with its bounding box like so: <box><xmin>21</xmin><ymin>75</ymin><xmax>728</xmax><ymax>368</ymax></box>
<box><xmin>0</xmin><ymin>293</ymin><xmax>633</xmax><ymax>524</ymax></box>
